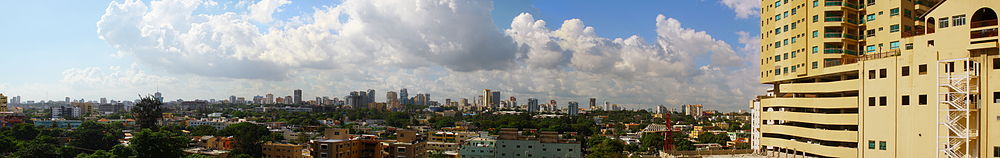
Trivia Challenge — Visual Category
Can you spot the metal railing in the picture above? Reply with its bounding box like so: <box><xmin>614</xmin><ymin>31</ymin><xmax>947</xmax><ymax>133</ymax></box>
<box><xmin>970</xmin><ymin>28</ymin><xmax>998</xmax><ymax>39</ymax></box>
<box><xmin>859</xmin><ymin>49</ymin><xmax>901</xmax><ymax>61</ymax></box>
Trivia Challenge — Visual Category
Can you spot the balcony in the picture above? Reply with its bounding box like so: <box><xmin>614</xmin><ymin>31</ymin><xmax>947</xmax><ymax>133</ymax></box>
<box><xmin>970</xmin><ymin>19</ymin><xmax>997</xmax><ymax>28</ymax></box>
<box><xmin>824</xmin><ymin>57</ymin><xmax>858</xmax><ymax>67</ymax></box>
<box><xmin>823</xmin><ymin>48</ymin><xmax>860</xmax><ymax>55</ymax></box>
<box><xmin>781</xmin><ymin>80</ymin><xmax>860</xmax><ymax>93</ymax></box>
<box><xmin>760</xmin><ymin>137</ymin><xmax>858</xmax><ymax>158</ymax></box>
<box><xmin>761</xmin><ymin>111</ymin><xmax>858</xmax><ymax>125</ymax></box>
<box><xmin>859</xmin><ymin>49</ymin><xmax>901</xmax><ymax>61</ymax></box>
<box><xmin>761</xmin><ymin>125</ymin><xmax>858</xmax><ymax>143</ymax></box>
<box><xmin>761</xmin><ymin>96</ymin><xmax>858</xmax><ymax>108</ymax></box>
<box><xmin>824</xmin><ymin>1</ymin><xmax>861</xmax><ymax>9</ymax></box>
<box><xmin>971</xmin><ymin>28</ymin><xmax>998</xmax><ymax>39</ymax></box>
<box><xmin>824</xmin><ymin>17</ymin><xmax>844</xmax><ymax>22</ymax></box>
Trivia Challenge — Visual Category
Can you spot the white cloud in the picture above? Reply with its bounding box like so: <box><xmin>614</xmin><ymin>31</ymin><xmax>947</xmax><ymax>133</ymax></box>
<box><xmin>249</xmin><ymin>0</ymin><xmax>291</xmax><ymax>23</ymax></box>
<box><xmin>89</xmin><ymin>0</ymin><xmax>764</xmax><ymax>111</ymax></box>
<box><xmin>721</xmin><ymin>0</ymin><xmax>761</xmax><ymax>19</ymax></box>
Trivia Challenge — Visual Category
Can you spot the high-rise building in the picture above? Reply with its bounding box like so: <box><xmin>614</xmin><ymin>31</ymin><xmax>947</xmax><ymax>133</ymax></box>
<box><xmin>527</xmin><ymin>98</ymin><xmax>539</xmax><ymax>113</ymax></box>
<box><xmin>491</xmin><ymin>91</ymin><xmax>501</xmax><ymax>109</ymax></box>
<box><xmin>293</xmin><ymin>89</ymin><xmax>303</xmax><ymax>104</ymax></box>
<box><xmin>567</xmin><ymin>101</ymin><xmax>579</xmax><ymax>116</ymax></box>
<box><xmin>229</xmin><ymin>96</ymin><xmax>237</xmax><ymax>104</ymax></box>
<box><xmin>508</xmin><ymin>96</ymin><xmax>517</xmax><ymax>109</ymax></box>
<box><xmin>399</xmin><ymin>88</ymin><xmax>409</xmax><ymax>105</ymax></box>
<box><xmin>154</xmin><ymin>92</ymin><xmax>163</xmax><ymax>102</ymax></box>
<box><xmin>100</xmin><ymin>98</ymin><xmax>107</xmax><ymax>104</ymax></box>
<box><xmin>483</xmin><ymin>89</ymin><xmax>494</xmax><ymax>110</ymax></box>
<box><xmin>367</xmin><ymin>89</ymin><xmax>375</xmax><ymax>103</ymax></box>
<box><xmin>65</xmin><ymin>97</ymin><xmax>71</xmax><ymax>103</ymax></box>
<box><xmin>588</xmin><ymin>98</ymin><xmax>597</xmax><ymax>110</ymax></box>
<box><xmin>266</xmin><ymin>94</ymin><xmax>275</xmax><ymax>104</ymax></box>
<box><xmin>754</xmin><ymin>0</ymin><xmax>1000</xmax><ymax>157</ymax></box>
<box><xmin>387</xmin><ymin>91</ymin><xmax>399</xmax><ymax>108</ymax></box>
<box><xmin>0</xmin><ymin>93</ymin><xmax>7</xmax><ymax>113</ymax></box>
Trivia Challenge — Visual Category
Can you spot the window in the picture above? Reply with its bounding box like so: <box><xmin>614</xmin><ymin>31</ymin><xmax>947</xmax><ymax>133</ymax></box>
<box><xmin>867</xmin><ymin>14</ymin><xmax>876</xmax><ymax>22</ymax></box>
<box><xmin>868</xmin><ymin>141</ymin><xmax>876</xmax><ymax>149</ymax></box>
<box><xmin>775</xmin><ymin>68</ymin><xmax>781</xmax><ymax>75</ymax></box>
<box><xmin>775</xmin><ymin>55</ymin><xmax>781</xmax><ymax>61</ymax></box>
<box><xmin>867</xmin><ymin>45</ymin><xmax>877</xmax><ymax>53</ymax></box>
<box><xmin>994</xmin><ymin>58</ymin><xmax>999</xmax><ymax>69</ymax></box>
<box><xmin>890</xmin><ymin>24</ymin><xmax>900</xmax><ymax>32</ymax></box>
<box><xmin>783</xmin><ymin>25</ymin><xmax>789</xmax><ymax>32</ymax></box>
<box><xmin>879</xmin><ymin>141</ymin><xmax>887</xmax><ymax>150</ymax></box>
<box><xmin>880</xmin><ymin>96</ymin><xmax>888</xmax><ymax>106</ymax></box>
<box><xmin>919</xmin><ymin>64</ymin><xmax>928</xmax><ymax>74</ymax></box>
<box><xmin>953</xmin><ymin>15</ymin><xmax>966</xmax><ymax>26</ymax></box>
<box><xmin>867</xmin><ymin>29</ymin><xmax>876</xmax><ymax>37</ymax></box>
<box><xmin>783</xmin><ymin>67</ymin><xmax>788</xmax><ymax>74</ymax></box>
<box><xmin>791</xmin><ymin>37</ymin><xmax>797</xmax><ymax>43</ymax></box>
<box><xmin>880</xmin><ymin>68</ymin><xmax>888</xmax><ymax>78</ymax></box>
<box><xmin>776</xmin><ymin>15</ymin><xmax>782</xmax><ymax>21</ymax></box>
<box><xmin>775</xmin><ymin>1</ymin><xmax>781</xmax><ymax>7</ymax></box>
<box><xmin>813</xmin><ymin>0</ymin><xmax>818</xmax><ymax>7</ymax></box>
<box><xmin>919</xmin><ymin>94</ymin><xmax>928</xmax><ymax>105</ymax></box>
<box><xmin>890</xmin><ymin>41</ymin><xmax>900</xmax><ymax>49</ymax></box>
<box><xmin>791</xmin><ymin>8</ymin><xmax>797</xmax><ymax>15</ymax></box>
<box><xmin>902</xmin><ymin>95</ymin><xmax>910</xmax><ymax>105</ymax></box>
<box><xmin>994</xmin><ymin>146</ymin><xmax>999</xmax><ymax>157</ymax></box>
<box><xmin>791</xmin><ymin>22</ymin><xmax>797</xmax><ymax>29</ymax></box>
<box><xmin>783</xmin><ymin>53</ymin><xmax>788</xmax><ymax>60</ymax></box>
<box><xmin>890</xmin><ymin>8</ymin><xmax>900</xmax><ymax>16</ymax></box>
<box><xmin>812</xmin><ymin>46</ymin><xmax>819</xmax><ymax>53</ymax></box>
<box><xmin>902</xmin><ymin>66</ymin><xmax>910</xmax><ymax>76</ymax></box>
<box><xmin>940</xmin><ymin>18</ymin><xmax>949</xmax><ymax>28</ymax></box>
<box><xmin>994</xmin><ymin>92</ymin><xmax>999</xmax><ymax>103</ymax></box>
<box><xmin>783</xmin><ymin>11</ymin><xmax>789</xmax><ymax>18</ymax></box>
<box><xmin>791</xmin><ymin>65</ymin><xmax>797</xmax><ymax>72</ymax></box>
<box><xmin>813</xmin><ymin>31</ymin><xmax>819</xmax><ymax>38</ymax></box>
<box><xmin>791</xmin><ymin>51</ymin><xmax>797</xmax><ymax>58</ymax></box>
<box><xmin>812</xmin><ymin>61</ymin><xmax>819</xmax><ymax>69</ymax></box>
<box><xmin>784</xmin><ymin>39</ymin><xmax>789</xmax><ymax>45</ymax></box>
<box><xmin>906</xmin><ymin>43</ymin><xmax>914</xmax><ymax>50</ymax></box>
<box><xmin>813</xmin><ymin>15</ymin><xmax>819</xmax><ymax>22</ymax></box>
<box><xmin>869</xmin><ymin>70</ymin><xmax>876</xmax><ymax>79</ymax></box>
<box><xmin>869</xmin><ymin>97</ymin><xmax>876</xmax><ymax>106</ymax></box>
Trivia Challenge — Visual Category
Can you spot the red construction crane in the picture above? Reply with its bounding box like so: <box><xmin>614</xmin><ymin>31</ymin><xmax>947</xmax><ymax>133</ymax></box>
<box><xmin>664</xmin><ymin>112</ymin><xmax>674</xmax><ymax>151</ymax></box>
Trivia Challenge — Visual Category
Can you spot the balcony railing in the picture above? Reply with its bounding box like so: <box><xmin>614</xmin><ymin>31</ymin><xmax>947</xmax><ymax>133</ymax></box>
<box><xmin>824</xmin><ymin>57</ymin><xmax>858</xmax><ymax>67</ymax></box>
<box><xmin>860</xmin><ymin>49</ymin><xmax>901</xmax><ymax>61</ymax></box>
<box><xmin>825</xmin><ymin>1</ymin><xmax>861</xmax><ymax>9</ymax></box>
<box><xmin>824</xmin><ymin>33</ymin><xmax>861</xmax><ymax>40</ymax></box>
<box><xmin>825</xmin><ymin>17</ymin><xmax>844</xmax><ymax>22</ymax></box>
<box><xmin>824</xmin><ymin>49</ymin><xmax>860</xmax><ymax>55</ymax></box>
<box><xmin>971</xmin><ymin>19</ymin><xmax>998</xmax><ymax>28</ymax></box>
<box><xmin>971</xmin><ymin>28</ymin><xmax>998</xmax><ymax>39</ymax></box>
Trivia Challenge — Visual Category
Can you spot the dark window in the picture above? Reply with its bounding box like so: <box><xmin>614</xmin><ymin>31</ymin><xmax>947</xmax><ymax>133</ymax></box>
<box><xmin>879</xmin><ymin>141</ymin><xmax>887</xmax><ymax>150</ymax></box>
<box><xmin>869</xmin><ymin>97</ymin><xmax>877</xmax><ymax>106</ymax></box>
<box><xmin>869</xmin><ymin>70</ymin><xmax>877</xmax><ymax>79</ymax></box>
<box><xmin>919</xmin><ymin>64</ymin><xmax>928</xmax><ymax>74</ymax></box>
<box><xmin>901</xmin><ymin>66</ymin><xmax>910</xmax><ymax>76</ymax></box>
<box><xmin>880</xmin><ymin>96</ymin><xmax>888</xmax><ymax>106</ymax></box>
<box><xmin>995</xmin><ymin>92</ymin><xmax>999</xmax><ymax>103</ymax></box>
<box><xmin>868</xmin><ymin>141</ymin><xmax>876</xmax><ymax>149</ymax></box>
<box><xmin>880</xmin><ymin>69</ymin><xmax>888</xmax><ymax>78</ymax></box>
<box><xmin>994</xmin><ymin>58</ymin><xmax>1000</xmax><ymax>69</ymax></box>
<box><xmin>947</xmin><ymin>62</ymin><xmax>956</xmax><ymax>73</ymax></box>
<box><xmin>994</xmin><ymin>146</ymin><xmax>999</xmax><ymax>157</ymax></box>
<box><xmin>919</xmin><ymin>95</ymin><xmax>928</xmax><ymax>105</ymax></box>
<box><xmin>902</xmin><ymin>95</ymin><xmax>910</xmax><ymax>105</ymax></box>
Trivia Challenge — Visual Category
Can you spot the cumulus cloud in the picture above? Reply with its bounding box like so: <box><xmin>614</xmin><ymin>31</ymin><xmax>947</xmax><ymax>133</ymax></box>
<box><xmin>92</xmin><ymin>0</ymin><xmax>764</xmax><ymax>111</ymax></box>
<box><xmin>249</xmin><ymin>0</ymin><xmax>291</xmax><ymax>23</ymax></box>
<box><xmin>721</xmin><ymin>0</ymin><xmax>761</xmax><ymax>19</ymax></box>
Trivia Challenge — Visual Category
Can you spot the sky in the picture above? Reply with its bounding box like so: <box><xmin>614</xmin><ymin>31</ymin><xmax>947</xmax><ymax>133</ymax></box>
<box><xmin>0</xmin><ymin>0</ymin><xmax>763</xmax><ymax>112</ymax></box>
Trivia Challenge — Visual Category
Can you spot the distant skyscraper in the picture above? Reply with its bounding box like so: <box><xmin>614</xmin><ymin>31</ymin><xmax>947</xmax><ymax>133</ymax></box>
<box><xmin>367</xmin><ymin>89</ymin><xmax>375</xmax><ymax>103</ymax></box>
<box><xmin>527</xmin><ymin>98</ymin><xmax>539</xmax><ymax>113</ymax></box>
<box><xmin>567</xmin><ymin>101</ymin><xmax>579</xmax><ymax>116</ymax></box>
<box><xmin>387</xmin><ymin>91</ymin><xmax>399</xmax><ymax>108</ymax></box>
<box><xmin>399</xmin><ymin>88</ymin><xmax>409</xmax><ymax>105</ymax></box>
<box><xmin>100</xmin><ymin>98</ymin><xmax>107</xmax><ymax>104</ymax></box>
<box><xmin>508</xmin><ymin>96</ymin><xmax>517</xmax><ymax>108</ymax></box>
<box><xmin>265</xmin><ymin>94</ymin><xmax>274</xmax><ymax>104</ymax></box>
<box><xmin>154</xmin><ymin>92</ymin><xmax>163</xmax><ymax>102</ymax></box>
<box><xmin>0</xmin><ymin>93</ymin><xmax>8</xmax><ymax>112</ymax></box>
<box><xmin>294</xmin><ymin>89</ymin><xmax>303</xmax><ymax>104</ymax></box>
<box><xmin>65</xmin><ymin>97</ymin><xmax>71</xmax><ymax>103</ymax></box>
<box><xmin>491</xmin><ymin>91</ymin><xmax>501</xmax><ymax>109</ymax></box>
<box><xmin>229</xmin><ymin>96</ymin><xmax>237</xmax><ymax>104</ymax></box>
<box><xmin>482</xmin><ymin>89</ymin><xmax>492</xmax><ymax>109</ymax></box>
<box><xmin>589</xmin><ymin>98</ymin><xmax>596</xmax><ymax>110</ymax></box>
<box><xmin>285</xmin><ymin>96</ymin><xmax>293</xmax><ymax>104</ymax></box>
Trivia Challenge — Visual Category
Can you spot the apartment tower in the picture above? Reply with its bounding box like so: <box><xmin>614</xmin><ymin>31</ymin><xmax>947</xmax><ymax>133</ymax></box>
<box><xmin>757</xmin><ymin>0</ymin><xmax>1000</xmax><ymax>157</ymax></box>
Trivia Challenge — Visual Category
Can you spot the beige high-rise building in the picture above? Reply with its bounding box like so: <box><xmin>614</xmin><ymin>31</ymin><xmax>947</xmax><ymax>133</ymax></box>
<box><xmin>0</xmin><ymin>93</ymin><xmax>7</xmax><ymax>113</ymax></box>
<box><xmin>756</xmin><ymin>0</ymin><xmax>1000</xmax><ymax>157</ymax></box>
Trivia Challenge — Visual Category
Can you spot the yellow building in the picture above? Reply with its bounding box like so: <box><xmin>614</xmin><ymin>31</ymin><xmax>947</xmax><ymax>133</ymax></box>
<box><xmin>757</xmin><ymin>0</ymin><xmax>999</xmax><ymax>157</ymax></box>
<box><xmin>0</xmin><ymin>94</ymin><xmax>7</xmax><ymax>113</ymax></box>
<box><xmin>262</xmin><ymin>142</ymin><xmax>308</xmax><ymax>158</ymax></box>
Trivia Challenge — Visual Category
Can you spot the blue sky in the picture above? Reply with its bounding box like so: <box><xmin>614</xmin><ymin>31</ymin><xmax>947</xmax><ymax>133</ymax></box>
<box><xmin>0</xmin><ymin>0</ymin><xmax>762</xmax><ymax>111</ymax></box>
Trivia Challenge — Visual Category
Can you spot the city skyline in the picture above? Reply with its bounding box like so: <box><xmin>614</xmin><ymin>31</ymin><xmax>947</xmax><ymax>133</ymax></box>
<box><xmin>0</xmin><ymin>0</ymin><xmax>764</xmax><ymax>112</ymax></box>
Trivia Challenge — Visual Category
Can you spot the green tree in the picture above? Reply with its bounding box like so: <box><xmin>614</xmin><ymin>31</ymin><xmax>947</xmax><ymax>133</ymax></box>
<box><xmin>10</xmin><ymin>123</ymin><xmax>39</xmax><ymax>140</ymax></box>
<box><xmin>220</xmin><ymin>122</ymin><xmax>270</xmax><ymax>157</ymax></box>
<box><xmin>585</xmin><ymin>136</ymin><xmax>626</xmax><ymax>158</ymax></box>
<box><xmin>0</xmin><ymin>136</ymin><xmax>16</xmax><ymax>155</ymax></box>
<box><xmin>70</xmin><ymin>121</ymin><xmax>122</xmax><ymax>151</ymax></box>
<box><xmin>74</xmin><ymin>150</ymin><xmax>117</xmax><ymax>158</ymax></box>
<box><xmin>640</xmin><ymin>132</ymin><xmax>664</xmax><ymax>151</ymax></box>
<box><xmin>13</xmin><ymin>139</ymin><xmax>60</xmax><ymax>158</ymax></box>
<box><xmin>130</xmin><ymin>129</ymin><xmax>186</xmax><ymax>158</ymax></box>
<box><xmin>183</xmin><ymin>154</ymin><xmax>214</xmax><ymax>158</ymax></box>
<box><xmin>110</xmin><ymin>144</ymin><xmax>136</xmax><ymax>158</ymax></box>
<box><xmin>133</xmin><ymin>95</ymin><xmax>164</xmax><ymax>129</ymax></box>
<box><xmin>190</xmin><ymin>125</ymin><xmax>218</xmax><ymax>136</ymax></box>
<box><xmin>696</xmin><ymin>133</ymin><xmax>730</xmax><ymax>145</ymax></box>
